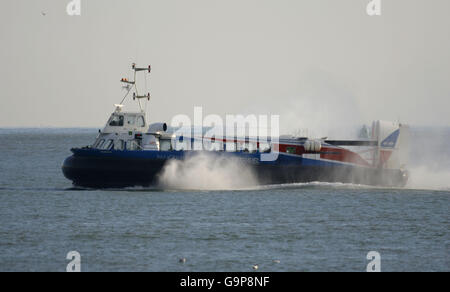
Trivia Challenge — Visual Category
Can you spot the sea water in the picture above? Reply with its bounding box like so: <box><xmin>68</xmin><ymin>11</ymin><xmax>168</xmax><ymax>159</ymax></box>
<box><xmin>0</xmin><ymin>128</ymin><xmax>448</xmax><ymax>271</ymax></box>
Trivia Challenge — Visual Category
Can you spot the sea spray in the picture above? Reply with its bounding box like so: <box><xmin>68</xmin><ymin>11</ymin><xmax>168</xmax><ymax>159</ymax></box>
<box><xmin>406</xmin><ymin>127</ymin><xmax>450</xmax><ymax>191</ymax></box>
<box><xmin>157</xmin><ymin>152</ymin><xmax>259</xmax><ymax>190</ymax></box>
<box><xmin>407</xmin><ymin>166</ymin><xmax>450</xmax><ymax>191</ymax></box>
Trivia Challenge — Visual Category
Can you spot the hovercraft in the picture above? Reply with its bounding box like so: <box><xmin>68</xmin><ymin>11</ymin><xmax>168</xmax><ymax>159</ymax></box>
<box><xmin>62</xmin><ymin>64</ymin><xmax>409</xmax><ymax>188</ymax></box>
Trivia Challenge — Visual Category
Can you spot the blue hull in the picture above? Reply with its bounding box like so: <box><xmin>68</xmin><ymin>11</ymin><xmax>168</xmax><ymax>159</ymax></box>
<box><xmin>62</xmin><ymin>149</ymin><xmax>408</xmax><ymax>188</ymax></box>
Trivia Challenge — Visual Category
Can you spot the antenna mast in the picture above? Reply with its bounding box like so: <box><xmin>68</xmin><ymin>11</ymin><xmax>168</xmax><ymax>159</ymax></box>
<box><xmin>119</xmin><ymin>63</ymin><xmax>152</xmax><ymax>112</ymax></box>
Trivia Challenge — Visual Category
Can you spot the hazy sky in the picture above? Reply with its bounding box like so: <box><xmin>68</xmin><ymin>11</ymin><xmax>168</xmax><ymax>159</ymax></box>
<box><xmin>0</xmin><ymin>0</ymin><xmax>449</xmax><ymax>131</ymax></box>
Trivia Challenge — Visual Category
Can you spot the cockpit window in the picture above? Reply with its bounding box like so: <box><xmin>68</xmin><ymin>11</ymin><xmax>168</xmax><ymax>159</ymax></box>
<box><xmin>137</xmin><ymin>116</ymin><xmax>145</xmax><ymax>127</ymax></box>
<box><xmin>127</xmin><ymin>115</ymin><xmax>136</xmax><ymax>126</ymax></box>
<box><xmin>95</xmin><ymin>139</ymin><xmax>105</xmax><ymax>149</ymax></box>
<box><xmin>126</xmin><ymin>140</ymin><xmax>136</xmax><ymax>151</ymax></box>
<box><xmin>109</xmin><ymin>115</ymin><xmax>124</xmax><ymax>127</ymax></box>
<box><xmin>102</xmin><ymin>139</ymin><xmax>114</xmax><ymax>150</ymax></box>
<box><xmin>116</xmin><ymin>140</ymin><xmax>124</xmax><ymax>150</ymax></box>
